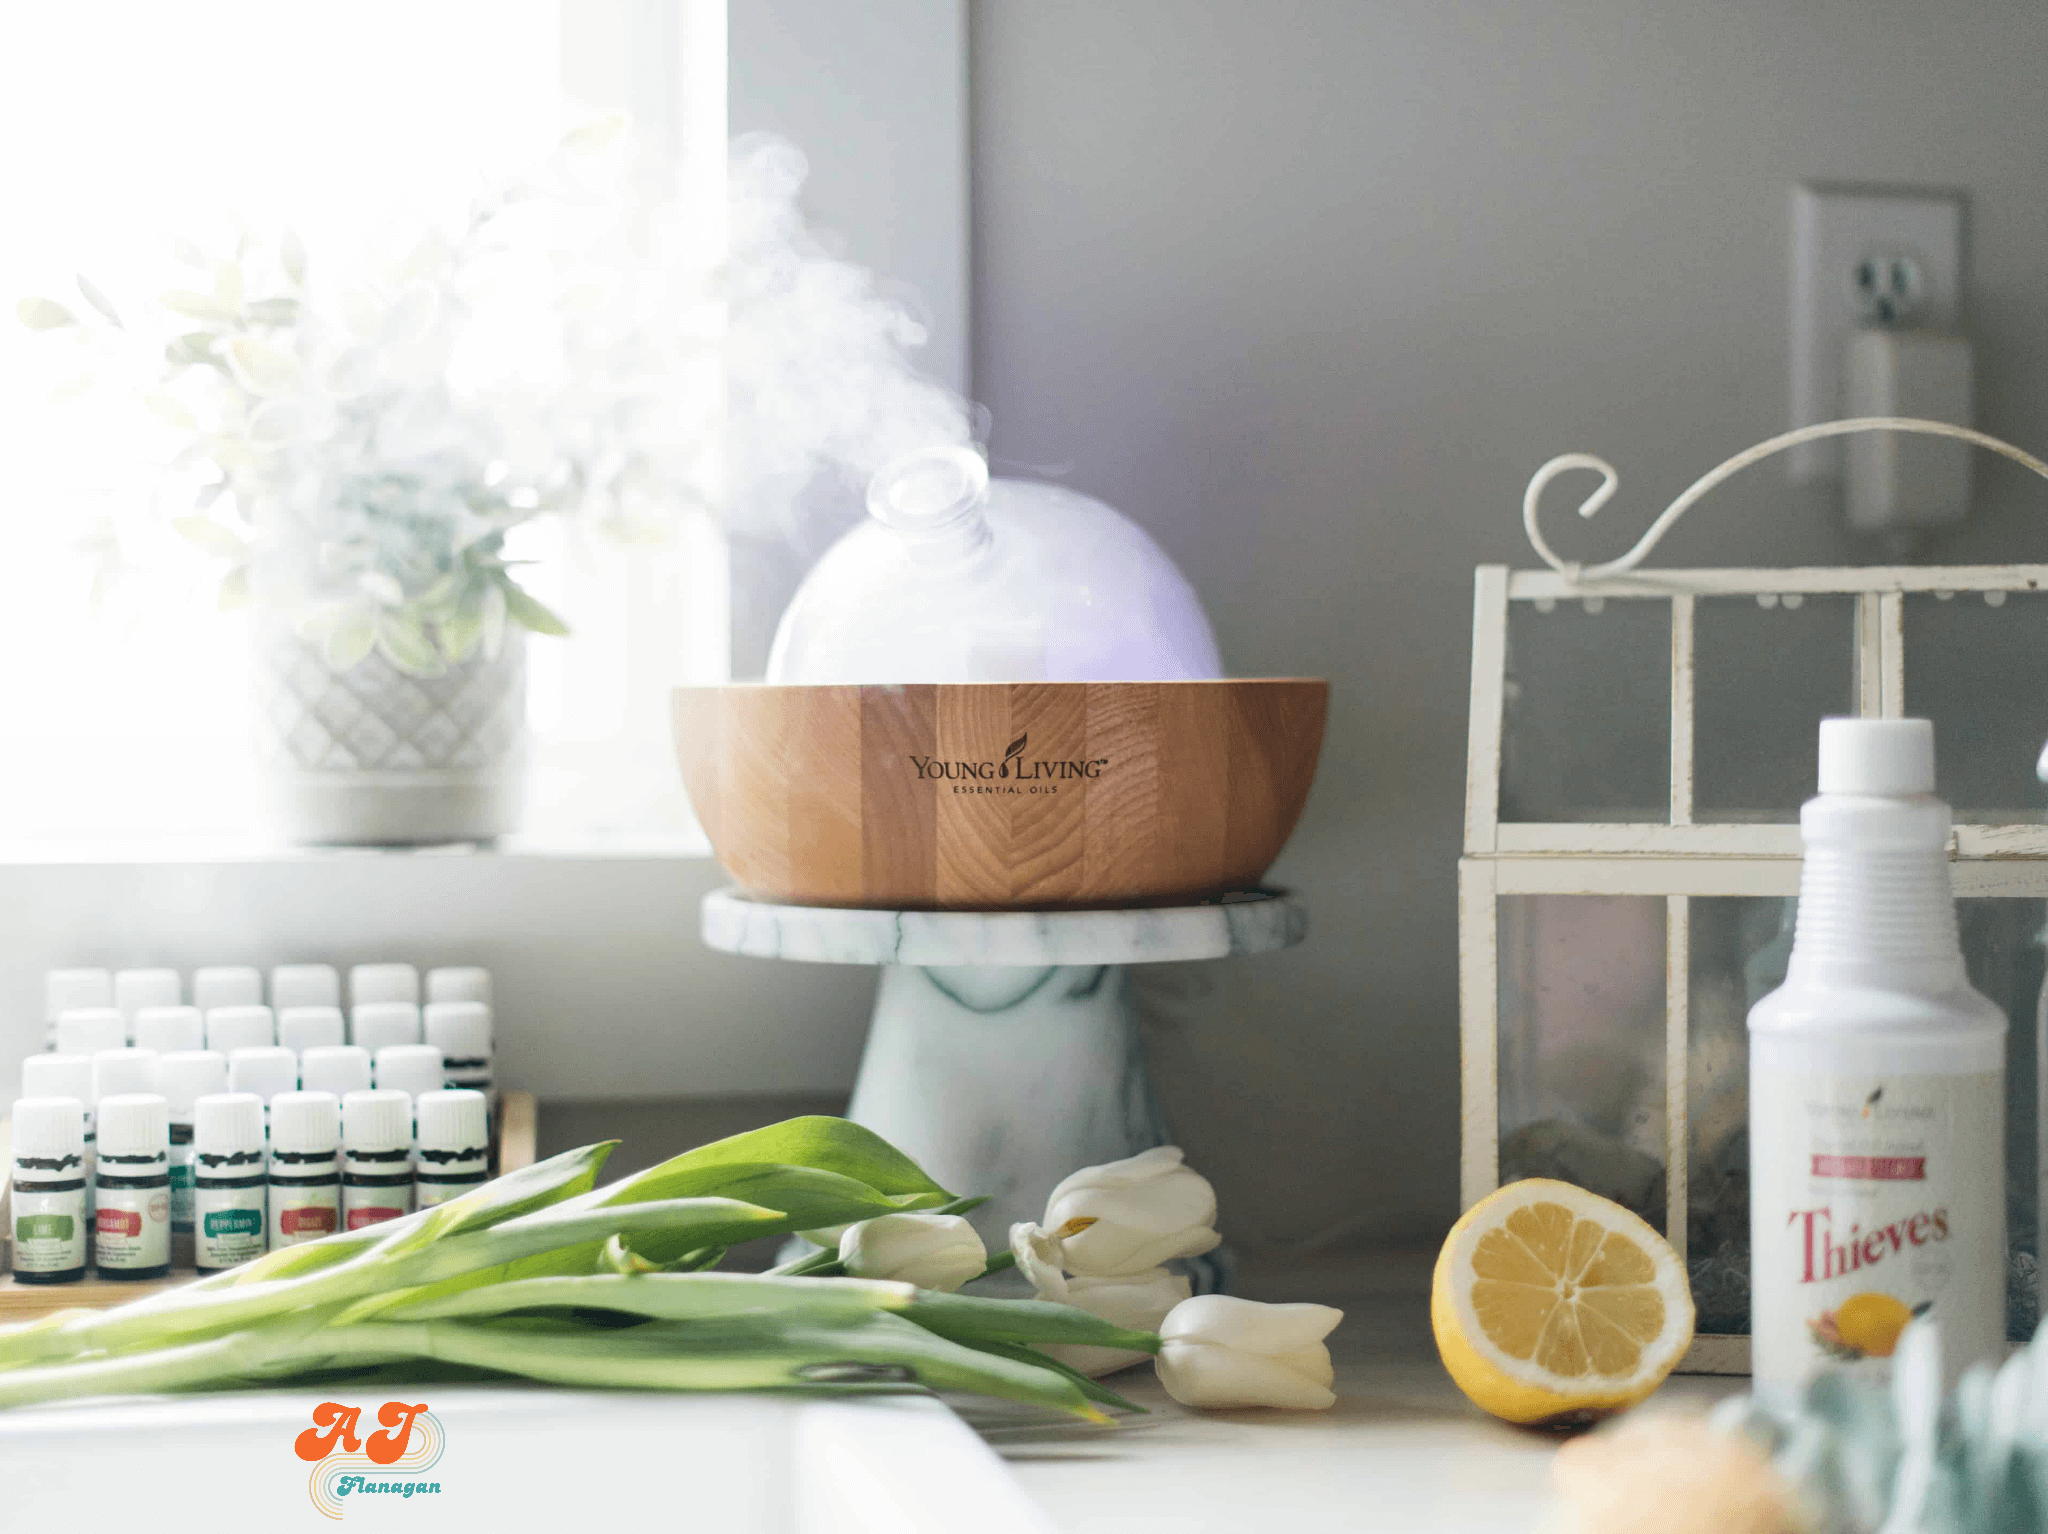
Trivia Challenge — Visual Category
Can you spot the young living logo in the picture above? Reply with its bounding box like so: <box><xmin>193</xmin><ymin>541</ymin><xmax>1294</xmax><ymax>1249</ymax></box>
<box><xmin>906</xmin><ymin>734</ymin><xmax>1110</xmax><ymax>796</ymax></box>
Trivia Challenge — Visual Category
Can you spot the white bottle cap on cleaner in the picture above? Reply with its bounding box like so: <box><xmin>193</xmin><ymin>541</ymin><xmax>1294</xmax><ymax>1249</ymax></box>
<box><xmin>154</xmin><ymin>1051</ymin><xmax>229</xmax><ymax>1116</ymax></box>
<box><xmin>374</xmin><ymin>1044</ymin><xmax>445</xmax><ymax>1101</ymax></box>
<box><xmin>271</xmin><ymin>964</ymin><xmax>341</xmax><ymax>1010</ymax></box>
<box><xmin>114</xmin><ymin>969</ymin><xmax>182</xmax><ymax>1020</ymax></box>
<box><xmin>271</xmin><ymin>1091</ymin><xmax>341</xmax><ymax>1157</ymax></box>
<box><xmin>45</xmin><ymin>969</ymin><xmax>113</xmax><ymax>1020</ymax></box>
<box><xmin>92</xmin><ymin>1048</ymin><xmax>159</xmax><ymax>1101</ymax></box>
<box><xmin>194</xmin><ymin>1093</ymin><xmax>266</xmax><ymax>1159</ymax></box>
<box><xmin>352</xmin><ymin>1002</ymin><xmax>422</xmax><ymax>1053</ymax></box>
<box><xmin>22</xmin><ymin>1054</ymin><xmax>92</xmax><ymax>1108</ymax></box>
<box><xmin>417</xmin><ymin>1090</ymin><xmax>489</xmax><ymax>1163</ymax></box>
<box><xmin>342</xmin><ymin>1089</ymin><xmax>414</xmax><ymax>1154</ymax></box>
<box><xmin>426</xmin><ymin>966</ymin><xmax>492</xmax><ymax>1005</ymax></box>
<box><xmin>11</xmin><ymin>1097</ymin><xmax>85</xmax><ymax>1170</ymax></box>
<box><xmin>57</xmin><ymin>1008</ymin><xmax>127</xmax><ymax>1056</ymax></box>
<box><xmin>278</xmin><ymin>1006</ymin><xmax>346</xmax><ymax>1053</ymax></box>
<box><xmin>1815</xmin><ymin>717</ymin><xmax>1936</xmax><ymax>797</ymax></box>
<box><xmin>350</xmin><ymin>964</ymin><xmax>420</xmax><ymax>1007</ymax></box>
<box><xmin>206</xmin><ymin>1005</ymin><xmax>276</xmax><ymax>1053</ymax></box>
<box><xmin>96</xmin><ymin>1094</ymin><xmax>169</xmax><ymax>1160</ymax></box>
<box><xmin>192</xmin><ymin>966</ymin><xmax>263</xmax><ymax>1012</ymax></box>
<box><xmin>299</xmin><ymin>1046</ymin><xmax>373</xmax><ymax>1099</ymax></box>
<box><xmin>229</xmin><ymin>1046</ymin><xmax>299</xmax><ymax>1102</ymax></box>
<box><xmin>133</xmin><ymin>1006</ymin><xmax>205</xmax><ymax>1055</ymax></box>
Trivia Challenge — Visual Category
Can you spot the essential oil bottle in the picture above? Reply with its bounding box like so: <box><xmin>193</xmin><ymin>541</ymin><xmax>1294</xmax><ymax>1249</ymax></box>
<box><xmin>44</xmin><ymin>968</ymin><xmax>113</xmax><ymax>1053</ymax></box>
<box><xmin>191</xmin><ymin>965</ymin><xmax>262</xmax><ymax>1012</ymax></box>
<box><xmin>132</xmin><ymin>1005</ymin><xmax>204</xmax><ymax>1054</ymax></box>
<box><xmin>56</xmin><ymin>1007</ymin><xmax>126</xmax><ymax>1057</ymax></box>
<box><xmin>374</xmin><ymin>1044</ymin><xmax>446</xmax><ymax>1113</ymax></box>
<box><xmin>205</xmin><ymin>1004</ymin><xmax>275</xmax><ymax>1055</ymax></box>
<box><xmin>278</xmin><ymin>1006</ymin><xmax>346</xmax><ymax>1054</ymax></box>
<box><xmin>268</xmin><ymin>1091</ymin><xmax>342</xmax><ymax>1248</ymax></box>
<box><xmin>298</xmin><ymin>1045</ymin><xmax>371</xmax><ymax>1100</ymax></box>
<box><xmin>341</xmin><ymin>1089</ymin><xmax>415</xmax><ymax>1231</ymax></box>
<box><xmin>11</xmin><ymin>1096</ymin><xmax>88</xmax><ymax>1284</ymax></box>
<box><xmin>192</xmin><ymin>1093</ymin><xmax>268</xmax><ymax>1272</ymax></box>
<box><xmin>424</xmin><ymin>1001</ymin><xmax>494</xmax><ymax>1099</ymax></box>
<box><xmin>93</xmin><ymin>1093</ymin><xmax>172</xmax><ymax>1279</ymax></box>
<box><xmin>21</xmin><ymin>1056</ymin><xmax>95</xmax><ymax>1205</ymax></box>
<box><xmin>155</xmin><ymin>1050</ymin><xmax>228</xmax><ymax>1247</ymax></box>
<box><xmin>425</xmin><ymin>966</ymin><xmax>491</xmax><ymax>1005</ymax></box>
<box><xmin>1749</xmin><ymin>720</ymin><xmax>2006</xmax><ymax>1399</ymax></box>
<box><xmin>228</xmin><ymin>1046</ymin><xmax>300</xmax><ymax>1121</ymax></box>
<box><xmin>415</xmin><ymin>1090</ymin><xmax>490</xmax><ymax>1208</ymax></box>
<box><xmin>349</xmin><ymin>963</ymin><xmax>420</xmax><ymax>1007</ymax></box>
<box><xmin>271</xmin><ymin>963</ymin><xmax>341</xmax><ymax>1011</ymax></box>
<box><xmin>352</xmin><ymin>1002</ymin><xmax>422</xmax><ymax>1054</ymax></box>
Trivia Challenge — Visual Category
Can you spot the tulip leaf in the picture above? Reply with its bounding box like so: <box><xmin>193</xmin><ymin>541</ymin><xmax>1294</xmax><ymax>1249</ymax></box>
<box><xmin>383</xmin><ymin>1272</ymin><xmax>918</xmax><ymax>1327</ymax></box>
<box><xmin>595</xmin><ymin>1116</ymin><xmax>954</xmax><ymax>1206</ymax></box>
<box><xmin>496</xmin><ymin>576</ymin><xmax>570</xmax><ymax>637</ymax></box>
<box><xmin>965</xmin><ymin>1338</ymin><xmax>1149</xmax><ymax>1414</ymax></box>
<box><xmin>901</xmin><ymin>1289</ymin><xmax>1163</xmax><ymax>1352</ymax></box>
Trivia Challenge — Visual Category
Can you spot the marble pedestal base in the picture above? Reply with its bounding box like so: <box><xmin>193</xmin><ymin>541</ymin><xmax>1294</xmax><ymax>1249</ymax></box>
<box><xmin>700</xmin><ymin>890</ymin><xmax>1307</xmax><ymax>1277</ymax></box>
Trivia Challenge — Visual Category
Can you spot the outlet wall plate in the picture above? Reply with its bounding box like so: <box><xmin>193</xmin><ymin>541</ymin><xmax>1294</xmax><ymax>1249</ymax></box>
<box><xmin>1788</xmin><ymin>181</ymin><xmax>1965</xmax><ymax>481</ymax></box>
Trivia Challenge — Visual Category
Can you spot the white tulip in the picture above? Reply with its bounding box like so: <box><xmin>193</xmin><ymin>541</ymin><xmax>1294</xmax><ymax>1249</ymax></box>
<box><xmin>1044</xmin><ymin>1268</ymin><xmax>1193</xmax><ymax>1378</ymax></box>
<box><xmin>1044</xmin><ymin>1145</ymin><xmax>1221</xmax><ymax>1277</ymax></box>
<box><xmin>1009</xmin><ymin>1222</ymin><xmax>1069</xmax><ymax>1303</ymax></box>
<box><xmin>1155</xmin><ymin>1294</ymin><xmax>1343</xmax><ymax>1410</ymax></box>
<box><xmin>838</xmin><ymin>1213</ymin><xmax>986</xmax><ymax>1292</ymax></box>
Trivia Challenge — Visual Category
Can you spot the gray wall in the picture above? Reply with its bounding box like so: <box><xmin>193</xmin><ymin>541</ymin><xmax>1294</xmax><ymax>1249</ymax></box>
<box><xmin>969</xmin><ymin>0</ymin><xmax>2048</xmax><ymax>1245</ymax></box>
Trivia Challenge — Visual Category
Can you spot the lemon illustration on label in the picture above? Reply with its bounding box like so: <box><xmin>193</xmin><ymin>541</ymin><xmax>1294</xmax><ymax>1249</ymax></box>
<box><xmin>1808</xmin><ymin>1291</ymin><xmax>1926</xmax><ymax>1360</ymax></box>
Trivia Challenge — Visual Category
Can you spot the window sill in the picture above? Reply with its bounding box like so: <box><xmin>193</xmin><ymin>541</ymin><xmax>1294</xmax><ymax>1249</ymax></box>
<box><xmin>0</xmin><ymin>829</ymin><xmax>713</xmax><ymax>869</ymax></box>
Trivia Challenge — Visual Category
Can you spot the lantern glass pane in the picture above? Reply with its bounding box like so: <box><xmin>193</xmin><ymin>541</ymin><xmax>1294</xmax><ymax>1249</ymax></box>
<box><xmin>1500</xmin><ymin>599</ymin><xmax>1671</xmax><ymax>822</ymax></box>
<box><xmin>1684</xmin><ymin>893</ymin><xmax>2042</xmax><ymax>1341</ymax></box>
<box><xmin>1693</xmin><ymin>594</ymin><xmax>1856</xmax><ymax>822</ymax></box>
<box><xmin>1497</xmin><ymin>894</ymin><xmax>1668</xmax><ymax>1233</ymax></box>
<box><xmin>1904</xmin><ymin>591</ymin><xmax>2048</xmax><ymax>822</ymax></box>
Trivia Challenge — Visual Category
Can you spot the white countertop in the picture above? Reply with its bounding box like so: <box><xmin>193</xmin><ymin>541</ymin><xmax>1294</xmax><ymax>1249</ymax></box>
<box><xmin>1000</xmin><ymin>1257</ymin><xmax>1745</xmax><ymax>1534</ymax></box>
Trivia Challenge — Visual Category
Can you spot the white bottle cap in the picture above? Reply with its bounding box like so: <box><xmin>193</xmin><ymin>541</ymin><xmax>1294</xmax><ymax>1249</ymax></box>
<box><xmin>416</xmin><ymin>1089</ymin><xmax>489</xmax><ymax>1154</ymax></box>
<box><xmin>154</xmin><ymin>1050</ymin><xmax>229</xmax><ymax>1116</ymax></box>
<box><xmin>374</xmin><ymin>1044</ymin><xmax>445</xmax><ymax>1100</ymax></box>
<box><xmin>426</xmin><ymin>966</ymin><xmax>492</xmax><ymax>1005</ymax></box>
<box><xmin>11</xmin><ymin>1097</ymin><xmax>85</xmax><ymax>1166</ymax></box>
<box><xmin>271</xmin><ymin>964</ymin><xmax>341</xmax><ymax>1010</ymax></box>
<box><xmin>45</xmin><ymin>968</ymin><xmax>112</xmax><ymax>1021</ymax></box>
<box><xmin>56</xmin><ymin>1008</ymin><xmax>127</xmax><ymax>1056</ymax></box>
<box><xmin>96</xmin><ymin>1093</ymin><xmax>169</xmax><ymax>1159</ymax></box>
<box><xmin>192</xmin><ymin>966</ymin><xmax>263</xmax><ymax>1011</ymax></box>
<box><xmin>342</xmin><ymin>1089</ymin><xmax>414</xmax><ymax>1154</ymax></box>
<box><xmin>206</xmin><ymin>1005</ymin><xmax>276</xmax><ymax>1053</ymax></box>
<box><xmin>270</xmin><ymin>1092</ymin><xmax>341</xmax><ymax>1156</ymax></box>
<box><xmin>22</xmin><ymin>1054</ymin><xmax>92</xmax><ymax>1109</ymax></box>
<box><xmin>133</xmin><ymin>1005</ymin><xmax>205</xmax><ymax>1055</ymax></box>
<box><xmin>114</xmin><ymin>968</ymin><xmax>181</xmax><ymax>1019</ymax></box>
<box><xmin>1816</xmin><ymin>717</ymin><xmax>1936</xmax><ymax>797</ymax></box>
<box><xmin>352</xmin><ymin>1002</ymin><xmax>422</xmax><ymax>1053</ymax></box>
<box><xmin>299</xmin><ymin>1045</ymin><xmax>372</xmax><ymax>1099</ymax></box>
<box><xmin>423</xmin><ymin>1002</ymin><xmax>493</xmax><ymax>1063</ymax></box>
<box><xmin>229</xmin><ymin>1046</ymin><xmax>299</xmax><ymax>1102</ymax></box>
<box><xmin>350</xmin><ymin>963</ymin><xmax>420</xmax><ymax>1007</ymax></box>
<box><xmin>278</xmin><ymin>1006</ymin><xmax>347</xmax><ymax>1053</ymax></box>
<box><xmin>92</xmin><ymin>1048</ymin><xmax>159</xmax><ymax>1102</ymax></box>
<box><xmin>194</xmin><ymin>1092</ymin><xmax>266</xmax><ymax>1158</ymax></box>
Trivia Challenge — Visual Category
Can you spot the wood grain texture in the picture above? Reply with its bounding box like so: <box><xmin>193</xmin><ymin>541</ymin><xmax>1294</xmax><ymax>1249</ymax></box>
<box><xmin>675</xmin><ymin>680</ymin><xmax>1327</xmax><ymax>911</ymax></box>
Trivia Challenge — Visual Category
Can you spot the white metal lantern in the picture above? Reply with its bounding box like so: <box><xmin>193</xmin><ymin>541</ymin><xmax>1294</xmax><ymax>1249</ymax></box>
<box><xmin>1459</xmin><ymin>418</ymin><xmax>2048</xmax><ymax>1372</ymax></box>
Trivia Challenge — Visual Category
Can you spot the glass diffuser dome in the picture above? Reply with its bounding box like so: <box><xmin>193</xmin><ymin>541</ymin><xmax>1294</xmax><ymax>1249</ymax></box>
<box><xmin>766</xmin><ymin>446</ymin><xmax>1224</xmax><ymax>684</ymax></box>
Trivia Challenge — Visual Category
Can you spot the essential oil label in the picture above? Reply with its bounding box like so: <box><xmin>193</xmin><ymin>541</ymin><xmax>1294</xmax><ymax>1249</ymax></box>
<box><xmin>13</xmin><ymin>1188</ymin><xmax>87</xmax><ymax>1274</ymax></box>
<box><xmin>345</xmin><ymin>1205</ymin><xmax>406</xmax><ymax>1231</ymax></box>
<box><xmin>1751</xmin><ymin>1065</ymin><xmax>2003</xmax><ymax>1392</ymax></box>
<box><xmin>195</xmin><ymin>1188</ymin><xmax>266</xmax><ymax>1269</ymax></box>
<box><xmin>93</xmin><ymin>1186</ymin><xmax>171</xmax><ymax>1271</ymax></box>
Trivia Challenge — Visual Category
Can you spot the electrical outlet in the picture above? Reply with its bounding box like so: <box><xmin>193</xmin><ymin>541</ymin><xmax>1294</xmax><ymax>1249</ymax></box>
<box><xmin>1788</xmin><ymin>182</ymin><xmax>1964</xmax><ymax>481</ymax></box>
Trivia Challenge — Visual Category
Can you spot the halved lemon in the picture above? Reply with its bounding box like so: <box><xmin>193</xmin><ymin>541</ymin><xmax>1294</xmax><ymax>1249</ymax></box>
<box><xmin>1432</xmin><ymin>1178</ymin><xmax>1694</xmax><ymax>1426</ymax></box>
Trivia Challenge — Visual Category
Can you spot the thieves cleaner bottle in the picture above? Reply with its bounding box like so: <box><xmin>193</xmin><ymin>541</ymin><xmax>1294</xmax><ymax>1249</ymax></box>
<box><xmin>1749</xmin><ymin>718</ymin><xmax>2005</xmax><ymax>1399</ymax></box>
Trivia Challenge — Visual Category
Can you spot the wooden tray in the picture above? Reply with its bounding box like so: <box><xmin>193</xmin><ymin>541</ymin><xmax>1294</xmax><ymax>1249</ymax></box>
<box><xmin>0</xmin><ymin>1089</ymin><xmax>537</xmax><ymax>1321</ymax></box>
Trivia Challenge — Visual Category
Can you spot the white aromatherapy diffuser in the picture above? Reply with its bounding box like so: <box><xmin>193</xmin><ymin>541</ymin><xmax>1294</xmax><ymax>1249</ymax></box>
<box><xmin>765</xmin><ymin>445</ymin><xmax>1224</xmax><ymax>684</ymax></box>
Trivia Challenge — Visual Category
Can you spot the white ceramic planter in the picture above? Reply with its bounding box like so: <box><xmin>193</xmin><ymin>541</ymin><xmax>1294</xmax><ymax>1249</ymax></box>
<box><xmin>250</xmin><ymin>621</ymin><xmax>527</xmax><ymax>846</ymax></box>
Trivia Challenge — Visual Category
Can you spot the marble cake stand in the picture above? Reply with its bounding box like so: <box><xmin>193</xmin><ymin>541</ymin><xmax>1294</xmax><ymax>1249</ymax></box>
<box><xmin>700</xmin><ymin>887</ymin><xmax>1307</xmax><ymax>1277</ymax></box>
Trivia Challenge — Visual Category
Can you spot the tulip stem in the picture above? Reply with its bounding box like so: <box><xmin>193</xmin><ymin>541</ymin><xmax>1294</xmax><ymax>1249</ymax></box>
<box><xmin>975</xmin><ymin>1251</ymin><xmax>1019</xmax><ymax>1279</ymax></box>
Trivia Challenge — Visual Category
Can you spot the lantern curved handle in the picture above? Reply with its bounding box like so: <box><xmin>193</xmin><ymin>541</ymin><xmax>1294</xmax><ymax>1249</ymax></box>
<box><xmin>1523</xmin><ymin>417</ymin><xmax>2048</xmax><ymax>584</ymax></box>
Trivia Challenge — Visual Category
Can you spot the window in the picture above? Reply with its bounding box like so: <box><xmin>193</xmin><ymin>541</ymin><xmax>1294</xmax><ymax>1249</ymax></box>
<box><xmin>0</xmin><ymin>1</ymin><xmax>724</xmax><ymax>843</ymax></box>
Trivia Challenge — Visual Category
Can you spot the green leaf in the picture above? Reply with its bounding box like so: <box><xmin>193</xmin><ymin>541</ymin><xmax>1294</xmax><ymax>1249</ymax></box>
<box><xmin>216</xmin><ymin>567</ymin><xmax>250</xmax><ymax>611</ymax></box>
<box><xmin>374</xmin><ymin>612</ymin><xmax>443</xmax><ymax>676</ymax></box>
<box><xmin>75</xmin><ymin>274</ymin><xmax>121</xmax><ymax>328</ymax></box>
<box><xmin>593</xmin><ymin>1117</ymin><xmax>955</xmax><ymax>1209</ymax></box>
<box><xmin>17</xmin><ymin>297</ymin><xmax>75</xmax><ymax>330</ymax></box>
<box><xmin>165</xmin><ymin>333</ymin><xmax>218</xmax><ymax>368</ymax></box>
<box><xmin>325</xmin><ymin>611</ymin><xmax>376</xmax><ymax>671</ymax></box>
<box><xmin>899</xmin><ymin>1290</ymin><xmax>1162</xmax><ymax>1353</ymax></box>
<box><xmin>378</xmin><ymin>1142</ymin><xmax>616</xmax><ymax>1256</ymax></box>
<box><xmin>967</xmin><ymin>1338</ymin><xmax>1149</xmax><ymax>1415</ymax></box>
<box><xmin>169</xmin><ymin>516</ymin><xmax>247</xmax><ymax>558</ymax></box>
<box><xmin>357</xmin><ymin>570</ymin><xmax>405</xmax><ymax>606</ymax></box>
<box><xmin>384</xmin><ymin>1272</ymin><xmax>918</xmax><ymax>1327</ymax></box>
<box><xmin>480</xmin><ymin>577</ymin><xmax>507</xmax><ymax>658</ymax></box>
<box><xmin>496</xmin><ymin>576</ymin><xmax>570</xmax><ymax>637</ymax></box>
<box><xmin>244</xmin><ymin>296</ymin><xmax>301</xmax><ymax>327</ymax></box>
